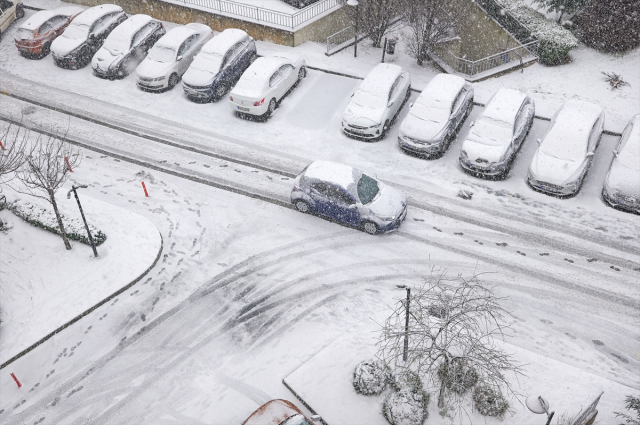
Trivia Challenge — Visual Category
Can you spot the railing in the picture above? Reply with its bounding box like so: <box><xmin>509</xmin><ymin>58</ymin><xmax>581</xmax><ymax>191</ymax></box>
<box><xmin>326</xmin><ymin>26</ymin><xmax>355</xmax><ymax>53</ymax></box>
<box><xmin>171</xmin><ymin>0</ymin><xmax>341</xmax><ymax>29</ymax></box>
<box><xmin>433</xmin><ymin>40</ymin><xmax>538</xmax><ymax>76</ymax></box>
<box><xmin>476</xmin><ymin>0</ymin><xmax>536</xmax><ymax>44</ymax></box>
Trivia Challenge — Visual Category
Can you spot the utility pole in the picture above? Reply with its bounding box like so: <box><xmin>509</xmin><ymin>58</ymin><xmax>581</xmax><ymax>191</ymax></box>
<box><xmin>67</xmin><ymin>185</ymin><xmax>98</xmax><ymax>257</ymax></box>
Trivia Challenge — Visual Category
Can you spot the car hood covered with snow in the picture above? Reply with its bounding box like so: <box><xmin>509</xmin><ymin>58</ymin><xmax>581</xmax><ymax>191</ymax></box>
<box><xmin>400</xmin><ymin>102</ymin><xmax>449</xmax><ymax>141</ymax></box>
<box><xmin>92</xmin><ymin>47</ymin><xmax>122</xmax><ymax>69</ymax></box>
<box><xmin>529</xmin><ymin>149</ymin><xmax>586</xmax><ymax>185</ymax></box>
<box><xmin>461</xmin><ymin>138</ymin><xmax>507</xmax><ymax>164</ymax></box>
<box><xmin>342</xmin><ymin>101</ymin><xmax>385</xmax><ymax>127</ymax></box>
<box><xmin>368</xmin><ymin>184</ymin><xmax>405</xmax><ymax>218</ymax></box>
<box><xmin>51</xmin><ymin>34</ymin><xmax>84</xmax><ymax>56</ymax></box>
<box><xmin>136</xmin><ymin>58</ymin><xmax>174</xmax><ymax>79</ymax></box>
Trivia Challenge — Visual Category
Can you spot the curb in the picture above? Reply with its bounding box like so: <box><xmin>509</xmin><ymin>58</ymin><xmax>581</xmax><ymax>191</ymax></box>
<box><xmin>282</xmin><ymin>378</ymin><xmax>329</xmax><ymax>425</ymax></box>
<box><xmin>0</xmin><ymin>232</ymin><xmax>164</xmax><ymax>370</ymax></box>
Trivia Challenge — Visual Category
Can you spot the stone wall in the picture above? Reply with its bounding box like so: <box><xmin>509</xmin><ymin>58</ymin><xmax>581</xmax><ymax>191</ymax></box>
<box><xmin>61</xmin><ymin>0</ymin><xmax>349</xmax><ymax>46</ymax></box>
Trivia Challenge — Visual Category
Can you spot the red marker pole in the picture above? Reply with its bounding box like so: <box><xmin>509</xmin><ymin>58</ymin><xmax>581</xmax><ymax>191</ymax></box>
<box><xmin>65</xmin><ymin>156</ymin><xmax>73</xmax><ymax>172</ymax></box>
<box><xmin>0</xmin><ymin>140</ymin><xmax>5</xmax><ymax>150</ymax></box>
<box><xmin>141</xmin><ymin>181</ymin><xmax>149</xmax><ymax>197</ymax></box>
<box><xmin>10</xmin><ymin>373</ymin><xmax>21</xmax><ymax>388</ymax></box>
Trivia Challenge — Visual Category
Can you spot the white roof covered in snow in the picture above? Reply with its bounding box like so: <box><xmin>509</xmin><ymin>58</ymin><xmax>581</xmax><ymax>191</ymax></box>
<box><xmin>20</xmin><ymin>6</ymin><xmax>83</xmax><ymax>30</ymax></box>
<box><xmin>359</xmin><ymin>63</ymin><xmax>402</xmax><ymax>96</ymax></box>
<box><xmin>481</xmin><ymin>88</ymin><xmax>528</xmax><ymax>125</ymax></box>
<box><xmin>303</xmin><ymin>160</ymin><xmax>357</xmax><ymax>190</ymax></box>
<box><xmin>73</xmin><ymin>4</ymin><xmax>122</xmax><ymax>26</ymax></box>
<box><xmin>418</xmin><ymin>73</ymin><xmax>466</xmax><ymax>107</ymax></box>
<box><xmin>201</xmin><ymin>28</ymin><xmax>249</xmax><ymax>56</ymax></box>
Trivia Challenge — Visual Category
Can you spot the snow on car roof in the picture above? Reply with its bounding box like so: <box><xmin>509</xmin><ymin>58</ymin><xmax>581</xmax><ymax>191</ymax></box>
<box><xmin>242</xmin><ymin>400</ymin><xmax>301</xmax><ymax>425</ymax></box>
<box><xmin>201</xmin><ymin>28</ymin><xmax>249</xmax><ymax>55</ymax></box>
<box><xmin>20</xmin><ymin>10</ymin><xmax>57</xmax><ymax>30</ymax></box>
<box><xmin>358</xmin><ymin>63</ymin><xmax>402</xmax><ymax>96</ymax></box>
<box><xmin>543</xmin><ymin>100</ymin><xmax>603</xmax><ymax>149</ymax></box>
<box><xmin>107</xmin><ymin>14</ymin><xmax>153</xmax><ymax>39</ymax></box>
<box><xmin>73</xmin><ymin>4</ymin><xmax>122</xmax><ymax>26</ymax></box>
<box><xmin>419</xmin><ymin>74</ymin><xmax>466</xmax><ymax>107</ymax></box>
<box><xmin>156</xmin><ymin>25</ymin><xmax>197</xmax><ymax>48</ymax></box>
<box><xmin>481</xmin><ymin>88</ymin><xmax>527</xmax><ymax>124</ymax></box>
<box><xmin>304</xmin><ymin>160</ymin><xmax>357</xmax><ymax>190</ymax></box>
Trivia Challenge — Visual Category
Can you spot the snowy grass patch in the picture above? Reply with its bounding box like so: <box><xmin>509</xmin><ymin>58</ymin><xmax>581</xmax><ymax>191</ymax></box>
<box><xmin>3</xmin><ymin>199</ymin><xmax>106</xmax><ymax>246</ymax></box>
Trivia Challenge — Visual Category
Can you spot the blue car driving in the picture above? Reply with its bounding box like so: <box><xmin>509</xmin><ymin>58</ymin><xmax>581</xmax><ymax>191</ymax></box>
<box><xmin>291</xmin><ymin>160</ymin><xmax>407</xmax><ymax>234</ymax></box>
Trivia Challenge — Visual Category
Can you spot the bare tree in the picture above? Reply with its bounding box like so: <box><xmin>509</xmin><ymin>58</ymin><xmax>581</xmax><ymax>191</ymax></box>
<box><xmin>0</xmin><ymin>122</ymin><xmax>29</xmax><ymax>185</ymax></box>
<box><xmin>377</xmin><ymin>271</ymin><xmax>523</xmax><ymax>414</ymax></box>
<box><xmin>342</xmin><ymin>0</ymin><xmax>404</xmax><ymax>48</ymax></box>
<box><xmin>401</xmin><ymin>0</ymin><xmax>466</xmax><ymax>66</ymax></box>
<box><xmin>15</xmin><ymin>131</ymin><xmax>81</xmax><ymax>250</ymax></box>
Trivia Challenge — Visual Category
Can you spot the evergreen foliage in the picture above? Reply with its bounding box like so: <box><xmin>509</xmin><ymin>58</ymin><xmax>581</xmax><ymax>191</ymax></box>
<box><xmin>577</xmin><ymin>0</ymin><xmax>640</xmax><ymax>53</ymax></box>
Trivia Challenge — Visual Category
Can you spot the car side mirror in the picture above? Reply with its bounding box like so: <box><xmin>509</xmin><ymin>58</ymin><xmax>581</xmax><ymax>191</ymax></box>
<box><xmin>348</xmin><ymin>204</ymin><xmax>357</xmax><ymax>210</ymax></box>
<box><xmin>470</xmin><ymin>121</ymin><xmax>475</xmax><ymax>127</ymax></box>
<box><xmin>310</xmin><ymin>415</ymin><xmax>322</xmax><ymax>422</ymax></box>
<box><xmin>586</xmin><ymin>152</ymin><xmax>595</xmax><ymax>157</ymax></box>
<box><xmin>536</xmin><ymin>138</ymin><xmax>541</xmax><ymax>144</ymax></box>
<box><xmin>351</xmin><ymin>92</ymin><xmax>354</xmax><ymax>97</ymax></box>
<box><xmin>612</xmin><ymin>149</ymin><xmax>618</xmax><ymax>156</ymax></box>
<box><xmin>89</xmin><ymin>33</ymin><xmax>96</xmax><ymax>42</ymax></box>
<box><xmin>388</xmin><ymin>101</ymin><xmax>394</xmax><ymax>108</ymax></box>
<box><xmin>177</xmin><ymin>55</ymin><xmax>183</xmax><ymax>61</ymax></box>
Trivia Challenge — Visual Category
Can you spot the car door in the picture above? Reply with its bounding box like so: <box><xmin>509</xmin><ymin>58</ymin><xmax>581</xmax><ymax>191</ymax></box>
<box><xmin>0</xmin><ymin>0</ymin><xmax>15</xmax><ymax>33</ymax></box>
<box><xmin>451</xmin><ymin>88</ymin><xmax>468</xmax><ymax>128</ymax></box>
<box><xmin>279</xmin><ymin>64</ymin><xmax>296</xmax><ymax>96</ymax></box>
<box><xmin>323</xmin><ymin>185</ymin><xmax>360</xmax><ymax>225</ymax></box>
<box><xmin>308</xmin><ymin>182</ymin><xmax>332</xmax><ymax>216</ymax></box>
<box><xmin>269</xmin><ymin>66</ymin><xmax>286</xmax><ymax>100</ymax></box>
<box><xmin>176</xmin><ymin>34</ymin><xmax>198</xmax><ymax>74</ymax></box>
<box><xmin>387</xmin><ymin>76</ymin><xmax>401</xmax><ymax>120</ymax></box>
<box><xmin>513</xmin><ymin>100</ymin><xmax>532</xmax><ymax>151</ymax></box>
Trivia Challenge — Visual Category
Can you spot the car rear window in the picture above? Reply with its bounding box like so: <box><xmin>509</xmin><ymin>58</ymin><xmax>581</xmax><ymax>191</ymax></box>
<box><xmin>357</xmin><ymin>174</ymin><xmax>379</xmax><ymax>205</ymax></box>
<box><xmin>16</xmin><ymin>28</ymin><xmax>34</xmax><ymax>40</ymax></box>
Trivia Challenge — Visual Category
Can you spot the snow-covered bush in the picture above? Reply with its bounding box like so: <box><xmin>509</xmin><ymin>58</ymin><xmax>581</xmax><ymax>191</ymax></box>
<box><xmin>472</xmin><ymin>384</ymin><xmax>509</xmax><ymax>418</ymax></box>
<box><xmin>497</xmin><ymin>0</ymin><xmax>578</xmax><ymax>65</ymax></box>
<box><xmin>6</xmin><ymin>199</ymin><xmax>107</xmax><ymax>246</ymax></box>
<box><xmin>576</xmin><ymin>0</ymin><xmax>640</xmax><ymax>53</ymax></box>
<box><xmin>353</xmin><ymin>360</ymin><xmax>391</xmax><ymax>395</ymax></box>
<box><xmin>437</xmin><ymin>359</ymin><xmax>479</xmax><ymax>395</ymax></box>
<box><xmin>383</xmin><ymin>372</ymin><xmax>430</xmax><ymax>425</ymax></box>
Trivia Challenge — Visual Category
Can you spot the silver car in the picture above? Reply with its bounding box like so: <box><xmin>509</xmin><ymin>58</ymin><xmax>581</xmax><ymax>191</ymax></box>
<box><xmin>602</xmin><ymin>114</ymin><xmax>639</xmax><ymax>213</ymax></box>
<box><xmin>398</xmin><ymin>73</ymin><xmax>473</xmax><ymax>157</ymax></box>
<box><xmin>459</xmin><ymin>88</ymin><xmax>534</xmax><ymax>178</ymax></box>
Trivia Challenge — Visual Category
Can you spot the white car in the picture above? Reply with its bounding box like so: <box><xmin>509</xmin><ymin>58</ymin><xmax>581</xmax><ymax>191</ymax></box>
<box><xmin>91</xmin><ymin>14</ymin><xmax>165</xmax><ymax>79</ymax></box>
<box><xmin>0</xmin><ymin>0</ymin><xmax>23</xmax><ymax>41</ymax></box>
<box><xmin>228</xmin><ymin>54</ymin><xmax>306</xmax><ymax>119</ymax></box>
<box><xmin>398</xmin><ymin>73</ymin><xmax>473</xmax><ymax>157</ymax></box>
<box><xmin>602</xmin><ymin>114</ymin><xmax>640</xmax><ymax>214</ymax></box>
<box><xmin>528</xmin><ymin>100</ymin><xmax>605</xmax><ymax>197</ymax></box>
<box><xmin>136</xmin><ymin>23</ymin><xmax>213</xmax><ymax>91</ymax></box>
<box><xmin>342</xmin><ymin>63</ymin><xmax>411</xmax><ymax>140</ymax></box>
<box><xmin>459</xmin><ymin>88</ymin><xmax>534</xmax><ymax>178</ymax></box>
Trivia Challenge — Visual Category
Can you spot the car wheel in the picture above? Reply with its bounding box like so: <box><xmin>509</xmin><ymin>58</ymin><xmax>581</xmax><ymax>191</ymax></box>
<box><xmin>215</xmin><ymin>84</ymin><xmax>227</xmax><ymax>99</ymax></box>
<box><xmin>298</xmin><ymin>66</ymin><xmax>306</xmax><ymax>80</ymax></box>
<box><xmin>267</xmin><ymin>98</ymin><xmax>276</xmax><ymax>117</ymax></box>
<box><xmin>168</xmin><ymin>73</ymin><xmax>179</xmax><ymax>90</ymax></box>
<box><xmin>295</xmin><ymin>200</ymin><xmax>310</xmax><ymax>213</ymax></box>
<box><xmin>41</xmin><ymin>42</ymin><xmax>51</xmax><ymax>57</ymax></box>
<box><xmin>362</xmin><ymin>221</ymin><xmax>379</xmax><ymax>235</ymax></box>
<box><xmin>381</xmin><ymin>119</ymin><xmax>390</xmax><ymax>138</ymax></box>
<box><xmin>16</xmin><ymin>4</ymin><xmax>25</xmax><ymax>18</ymax></box>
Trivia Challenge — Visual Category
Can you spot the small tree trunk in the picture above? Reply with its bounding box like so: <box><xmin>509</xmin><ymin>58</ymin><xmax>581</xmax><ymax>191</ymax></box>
<box><xmin>50</xmin><ymin>189</ymin><xmax>71</xmax><ymax>250</ymax></box>
<box><xmin>438</xmin><ymin>357</ymin><xmax>449</xmax><ymax>408</ymax></box>
<box><xmin>557</xmin><ymin>10</ymin><xmax>564</xmax><ymax>23</ymax></box>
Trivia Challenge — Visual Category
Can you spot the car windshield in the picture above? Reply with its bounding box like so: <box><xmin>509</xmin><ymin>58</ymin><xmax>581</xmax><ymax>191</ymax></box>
<box><xmin>16</xmin><ymin>28</ymin><xmax>34</xmax><ymax>40</ymax></box>
<box><xmin>470</xmin><ymin>118</ymin><xmax>512</xmax><ymax>145</ymax></box>
<box><xmin>192</xmin><ymin>51</ymin><xmax>223</xmax><ymax>74</ymax></box>
<box><xmin>357</xmin><ymin>174</ymin><xmax>380</xmax><ymax>205</ymax></box>
<box><xmin>410</xmin><ymin>101</ymin><xmax>449</xmax><ymax>123</ymax></box>
<box><xmin>102</xmin><ymin>34</ymin><xmax>130</xmax><ymax>55</ymax></box>
<box><xmin>148</xmin><ymin>46</ymin><xmax>176</xmax><ymax>63</ymax></box>
<box><xmin>352</xmin><ymin>90</ymin><xmax>386</xmax><ymax>110</ymax></box>
<box><xmin>64</xmin><ymin>23</ymin><xmax>89</xmax><ymax>40</ymax></box>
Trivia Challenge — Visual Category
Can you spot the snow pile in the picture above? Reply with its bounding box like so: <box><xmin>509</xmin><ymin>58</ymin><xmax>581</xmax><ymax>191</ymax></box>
<box><xmin>353</xmin><ymin>359</ymin><xmax>391</xmax><ymax>395</ymax></box>
<box><xmin>497</xmin><ymin>0</ymin><xmax>578</xmax><ymax>65</ymax></box>
<box><xmin>382</xmin><ymin>371</ymin><xmax>430</xmax><ymax>425</ymax></box>
<box><xmin>4</xmin><ymin>198</ymin><xmax>107</xmax><ymax>246</ymax></box>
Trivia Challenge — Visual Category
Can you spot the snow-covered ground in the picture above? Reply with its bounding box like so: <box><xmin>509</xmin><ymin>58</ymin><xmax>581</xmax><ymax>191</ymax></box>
<box><xmin>0</xmin><ymin>5</ymin><xmax>639</xmax><ymax>425</ymax></box>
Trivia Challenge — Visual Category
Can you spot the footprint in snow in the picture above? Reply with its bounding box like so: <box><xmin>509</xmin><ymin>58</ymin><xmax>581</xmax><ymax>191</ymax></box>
<box><xmin>433</xmin><ymin>227</ymin><xmax>442</xmax><ymax>232</ymax></box>
<box><xmin>454</xmin><ymin>232</ymin><xmax>463</xmax><ymax>236</ymax></box>
<box><xmin>610</xmin><ymin>265</ymin><xmax>620</xmax><ymax>271</ymax></box>
<box><xmin>204</xmin><ymin>164</ymin><xmax>210</xmax><ymax>168</ymax></box>
<box><xmin>495</xmin><ymin>242</ymin><xmax>507</xmax><ymax>247</ymax></box>
<box><xmin>413</xmin><ymin>218</ymin><xmax>424</xmax><ymax>222</ymax></box>
<box><xmin>517</xmin><ymin>251</ymin><xmax>526</xmax><ymax>256</ymax></box>
<box><xmin>587</xmin><ymin>258</ymin><xmax>598</xmax><ymax>262</ymax></box>
<box><xmin>474</xmin><ymin>240</ymin><xmax>483</xmax><ymax>245</ymax></box>
<box><xmin>539</xmin><ymin>253</ymin><xmax>549</xmax><ymax>256</ymax></box>
<box><xmin>564</xmin><ymin>258</ymin><xmax>574</xmax><ymax>263</ymax></box>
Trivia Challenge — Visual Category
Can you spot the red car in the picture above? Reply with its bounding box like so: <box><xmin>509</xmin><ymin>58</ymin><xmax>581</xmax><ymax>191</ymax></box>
<box><xmin>242</xmin><ymin>399</ymin><xmax>317</xmax><ymax>425</ymax></box>
<box><xmin>14</xmin><ymin>6</ymin><xmax>83</xmax><ymax>57</ymax></box>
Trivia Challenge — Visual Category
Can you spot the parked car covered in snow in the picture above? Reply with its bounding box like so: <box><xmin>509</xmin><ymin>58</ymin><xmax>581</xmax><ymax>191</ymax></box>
<box><xmin>0</xmin><ymin>0</ymin><xmax>23</xmax><ymax>41</ymax></box>
<box><xmin>242</xmin><ymin>399</ymin><xmax>314</xmax><ymax>425</ymax></box>
<box><xmin>291</xmin><ymin>160</ymin><xmax>407</xmax><ymax>235</ymax></box>
<box><xmin>602</xmin><ymin>114</ymin><xmax>640</xmax><ymax>213</ymax></box>
<box><xmin>228</xmin><ymin>53</ymin><xmax>306</xmax><ymax>119</ymax></box>
<box><xmin>91</xmin><ymin>14</ymin><xmax>165</xmax><ymax>79</ymax></box>
<box><xmin>342</xmin><ymin>63</ymin><xmax>411</xmax><ymax>140</ymax></box>
<box><xmin>182</xmin><ymin>28</ymin><xmax>257</xmax><ymax>102</ymax></box>
<box><xmin>51</xmin><ymin>4</ymin><xmax>127</xmax><ymax>69</ymax></box>
<box><xmin>398</xmin><ymin>73</ymin><xmax>473</xmax><ymax>157</ymax></box>
<box><xmin>459</xmin><ymin>88</ymin><xmax>534</xmax><ymax>178</ymax></box>
<box><xmin>14</xmin><ymin>6</ymin><xmax>82</xmax><ymax>57</ymax></box>
<box><xmin>528</xmin><ymin>100</ymin><xmax>605</xmax><ymax>197</ymax></box>
<box><xmin>135</xmin><ymin>23</ymin><xmax>213</xmax><ymax>91</ymax></box>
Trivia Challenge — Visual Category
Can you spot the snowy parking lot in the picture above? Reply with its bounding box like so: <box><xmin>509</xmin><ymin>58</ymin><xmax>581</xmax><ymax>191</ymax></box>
<box><xmin>1</xmin><ymin>5</ymin><xmax>639</xmax><ymax>425</ymax></box>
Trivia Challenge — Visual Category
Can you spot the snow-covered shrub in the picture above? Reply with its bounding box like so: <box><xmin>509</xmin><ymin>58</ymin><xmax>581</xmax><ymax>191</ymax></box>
<box><xmin>353</xmin><ymin>360</ymin><xmax>391</xmax><ymax>396</ymax></box>
<box><xmin>472</xmin><ymin>384</ymin><xmax>509</xmax><ymax>418</ymax></box>
<box><xmin>497</xmin><ymin>0</ymin><xmax>578</xmax><ymax>65</ymax></box>
<box><xmin>383</xmin><ymin>372</ymin><xmax>430</xmax><ymax>425</ymax></box>
<box><xmin>437</xmin><ymin>359</ymin><xmax>479</xmax><ymax>395</ymax></box>
<box><xmin>576</xmin><ymin>0</ymin><xmax>640</xmax><ymax>53</ymax></box>
<box><xmin>7</xmin><ymin>199</ymin><xmax>107</xmax><ymax>246</ymax></box>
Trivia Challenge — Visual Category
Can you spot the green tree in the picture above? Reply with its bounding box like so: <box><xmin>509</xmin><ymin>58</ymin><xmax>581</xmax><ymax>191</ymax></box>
<box><xmin>533</xmin><ymin>0</ymin><xmax>589</xmax><ymax>23</ymax></box>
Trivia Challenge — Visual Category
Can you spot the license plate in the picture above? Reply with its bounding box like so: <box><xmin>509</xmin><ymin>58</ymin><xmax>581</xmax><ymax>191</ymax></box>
<box><xmin>237</xmin><ymin>106</ymin><xmax>250</xmax><ymax>112</ymax></box>
<box><xmin>349</xmin><ymin>129</ymin><xmax>365</xmax><ymax>136</ymax></box>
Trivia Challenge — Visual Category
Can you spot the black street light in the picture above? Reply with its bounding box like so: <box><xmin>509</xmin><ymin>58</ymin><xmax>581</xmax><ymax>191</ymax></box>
<box><xmin>347</xmin><ymin>0</ymin><xmax>359</xmax><ymax>58</ymax></box>
<box><xmin>67</xmin><ymin>184</ymin><xmax>98</xmax><ymax>257</ymax></box>
<box><xmin>396</xmin><ymin>284</ymin><xmax>411</xmax><ymax>362</ymax></box>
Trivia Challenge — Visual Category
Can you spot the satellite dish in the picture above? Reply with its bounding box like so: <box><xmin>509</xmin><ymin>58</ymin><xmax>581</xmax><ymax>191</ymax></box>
<box><xmin>526</xmin><ymin>395</ymin><xmax>549</xmax><ymax>414</ymax></box>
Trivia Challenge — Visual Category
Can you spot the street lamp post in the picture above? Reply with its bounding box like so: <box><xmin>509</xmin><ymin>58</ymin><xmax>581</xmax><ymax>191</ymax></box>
<box><xmin>67</xmin><ymin>184</ymin><xmax>98</xmax><ymax>257</ymax></box>
<box><xmin>396</xmin><ymin>284</ymin><xmax>411</xmax><ymax>362</ymax></box>
<box><xmin>347</xmin><ymin>0</ymin><xmax>359</xmax><ymax>58</ymax></box>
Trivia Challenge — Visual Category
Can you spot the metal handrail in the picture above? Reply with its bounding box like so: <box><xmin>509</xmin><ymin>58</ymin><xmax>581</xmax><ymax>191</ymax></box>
<box><xmin>326</xmin><ymin>26</ymin><xmax>354</xmax><ymax>52</ymax></box>
<box><xmin>434</xmin><ymin>40</ymin><xmax>538</xmax><ymax>76</ymax></box>
<box><xmin>170</xmin><ymin>0</ymin><xmax>341</xmax><ymax>29</ymax></box>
